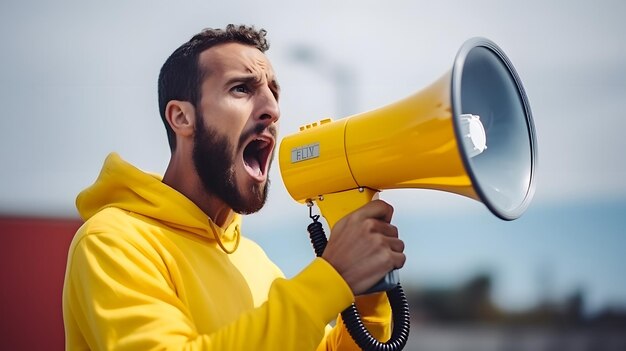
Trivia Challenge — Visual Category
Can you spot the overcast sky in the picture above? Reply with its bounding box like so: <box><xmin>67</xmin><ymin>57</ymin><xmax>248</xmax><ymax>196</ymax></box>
<box><xmin>1</xmin><ymin>0</ymin><xmax>625</xmax><ymax>215</ymax></box>
<box><xmin>1</xmin><ymin>0</ymin><xmax>625</xmax><ymax>313</ymax></box>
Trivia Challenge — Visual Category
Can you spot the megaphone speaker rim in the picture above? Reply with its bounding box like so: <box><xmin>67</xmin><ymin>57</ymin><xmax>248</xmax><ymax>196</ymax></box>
<box><xmin>451</xmin><ymin>37</ymin><xmax>538</xmax><ymax>220</ymax></box>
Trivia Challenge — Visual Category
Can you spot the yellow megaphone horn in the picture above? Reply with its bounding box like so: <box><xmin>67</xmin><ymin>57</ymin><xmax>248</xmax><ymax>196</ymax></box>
<box><xmin>278</xmin><ymin>37</ymin><xmax>537</xmax><ymax>351</ymax></box>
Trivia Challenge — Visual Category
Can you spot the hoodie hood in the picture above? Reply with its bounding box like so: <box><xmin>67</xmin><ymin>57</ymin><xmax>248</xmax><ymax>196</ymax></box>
<box><xmin>77</xmin><ymin>153</ymin><xmax>241</xmax><ymax>246</ymax></box>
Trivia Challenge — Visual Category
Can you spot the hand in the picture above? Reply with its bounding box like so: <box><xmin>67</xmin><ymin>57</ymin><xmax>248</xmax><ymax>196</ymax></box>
<box><xmin>321</xmin><ymin>200</ymin><xmax>406</xmax><ymax>295</ymax></box>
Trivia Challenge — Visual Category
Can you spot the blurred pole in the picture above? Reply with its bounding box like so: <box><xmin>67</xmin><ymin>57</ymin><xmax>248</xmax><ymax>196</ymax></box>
<box><xmin>289</xmin><ymin>45</ymin><xmax>357</xmax><ymax>118</ymax></box>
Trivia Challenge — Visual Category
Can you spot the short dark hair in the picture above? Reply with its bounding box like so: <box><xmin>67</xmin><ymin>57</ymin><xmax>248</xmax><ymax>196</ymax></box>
<box><xmin>158</xmin><ymin>24</ymin><xmax>270</xmax><ymax>151</ymax></box>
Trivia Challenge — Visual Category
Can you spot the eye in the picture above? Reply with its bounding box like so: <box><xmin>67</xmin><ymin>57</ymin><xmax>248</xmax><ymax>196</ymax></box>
<box><xmin>232</xmin><ymin>84</ymin><xmax>250</xmax><ymax>94</ymax></box>
<box><xmin>271</xmin><ymin>88</ymin><xmax>280</xmax><ymax>102</ymax></box>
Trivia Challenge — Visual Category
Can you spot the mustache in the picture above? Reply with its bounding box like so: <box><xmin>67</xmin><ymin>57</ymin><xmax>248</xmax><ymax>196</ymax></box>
<box><xmin>239</xmin><ymin>123</ymin><xmax>277</xmax><ymax>146</ymax></box>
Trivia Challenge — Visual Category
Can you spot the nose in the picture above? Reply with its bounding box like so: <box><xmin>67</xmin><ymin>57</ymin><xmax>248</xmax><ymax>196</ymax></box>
<box><xmin>256</xmin><ymin>86</ymin><xmax>280</xmax><ymax>125</ymax></box>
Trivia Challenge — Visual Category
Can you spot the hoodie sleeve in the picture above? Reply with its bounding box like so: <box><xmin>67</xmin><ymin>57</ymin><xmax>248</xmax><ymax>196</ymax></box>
<box><xmin>63</xmin><ymin>228</ymin><xmax>390</xmax><ymax>351</ymax></box>
<box><xmin>318</xmin><ymin>292</ymin><xmax>392</xmax><ymax>351</ymax></box>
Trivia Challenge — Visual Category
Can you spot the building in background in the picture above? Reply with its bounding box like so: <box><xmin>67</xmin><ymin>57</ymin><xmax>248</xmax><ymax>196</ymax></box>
<box><xmin>0</xmin><ymin>216</ymin><xmax>81</xmax><ymax>350</ymax></box>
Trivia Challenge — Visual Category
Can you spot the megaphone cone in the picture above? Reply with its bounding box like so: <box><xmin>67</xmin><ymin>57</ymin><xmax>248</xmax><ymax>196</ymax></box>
<box><xmin>279</xmin><ymin>37</ymin><xmax>537</xmax><ymax>221</ymax></box>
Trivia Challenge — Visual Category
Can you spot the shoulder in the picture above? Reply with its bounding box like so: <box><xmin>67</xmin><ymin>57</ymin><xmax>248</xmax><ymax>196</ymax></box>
<box><xmin>68</xmin><ymin>207</ymin><xmax>169</xmax><ymax>264</ymax></box>
<box><xmin>75</xmin><ymin>207</ymin><xmax>167</xmax><ymax>241</ymax></box>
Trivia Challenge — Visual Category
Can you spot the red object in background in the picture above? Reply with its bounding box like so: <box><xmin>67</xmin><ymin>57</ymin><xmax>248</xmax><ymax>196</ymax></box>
<box><xmin>0</xmin><ymin>216</ymin><xmax>82</xmax><ymax>351</ymax></box>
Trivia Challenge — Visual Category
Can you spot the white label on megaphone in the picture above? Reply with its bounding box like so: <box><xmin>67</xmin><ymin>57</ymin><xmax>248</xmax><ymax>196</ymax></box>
<box><xmin>291</xmin><ymin>142</ymin><xmax>320</xmax><ymax>163</ymax></box>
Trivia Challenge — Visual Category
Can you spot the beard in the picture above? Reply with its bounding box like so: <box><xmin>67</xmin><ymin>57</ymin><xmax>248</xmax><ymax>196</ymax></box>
<box><xmin>192</xmin><ymin>114</ymin><xmax>271</xmax><ymax>215</ymax></box>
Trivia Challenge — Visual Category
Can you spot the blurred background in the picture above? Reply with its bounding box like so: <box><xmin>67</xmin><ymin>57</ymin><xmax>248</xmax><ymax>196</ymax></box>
<box><xmin>1</xmin><ymin>0</ymin><xmax>625</xmax><ymax>350</ymax></box>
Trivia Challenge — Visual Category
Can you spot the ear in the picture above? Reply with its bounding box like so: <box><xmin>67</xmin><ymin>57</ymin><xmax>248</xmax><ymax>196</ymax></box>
<box><xmin>165</xmin><ymin>100</ymin><xmax>196</xmax><ymax>138</ymax></box>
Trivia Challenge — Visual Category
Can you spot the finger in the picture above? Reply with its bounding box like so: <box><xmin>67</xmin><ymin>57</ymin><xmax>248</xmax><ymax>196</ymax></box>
<box><xmin>374</xmin><ymin>249</ymin><xmax>407</xmax><ymax>272</ymax></box>
<box><xmin>354</xmin><ymin>220</ymin><xmax>397</xmax><ymax>244</ymax></box>
<box><xmin>382</xmin><ymin>223</ymin><xmax>398</xmax><ymax>238</ymax></box>
<box><xmin>365</xmin><ymin>221</ymin><xmax>398</xmax><ymax>238</ymax></box>
<box><xmin>355</xmin><ymin>200</ymin><xmax>394</xmax><ymax>223</ymax></box>
<box><xmin>391</xmin><ymin>251</ymin><xmax>407</xmax><ymax>269</ymax></box>
<box><xmin>386</xmin><ymin>237</ymin><xmax>405</xmax><ymax>253</ymax></box>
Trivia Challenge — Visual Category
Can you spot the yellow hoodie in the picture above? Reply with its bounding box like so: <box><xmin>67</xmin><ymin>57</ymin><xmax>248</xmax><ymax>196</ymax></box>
<box><xmin>63</xmin><ymin>153</ymin><xmax>391</xmax><ymax>350</ymax></box>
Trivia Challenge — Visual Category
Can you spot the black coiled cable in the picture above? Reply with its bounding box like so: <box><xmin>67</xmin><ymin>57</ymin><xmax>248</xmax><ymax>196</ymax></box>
<box><xmin>307</xmin><ymin>217</ymin><xmax>410</xmax><ymax>351</ymax></box>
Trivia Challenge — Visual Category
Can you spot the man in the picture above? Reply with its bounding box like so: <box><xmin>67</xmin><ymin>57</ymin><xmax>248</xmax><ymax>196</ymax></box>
<box><xmin>63</xmin><ymin>24</ymin><xmax>406</xmax><ymax>350</ymax></box>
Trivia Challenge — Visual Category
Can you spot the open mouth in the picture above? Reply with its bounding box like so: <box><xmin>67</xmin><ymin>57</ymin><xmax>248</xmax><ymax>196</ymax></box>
<box><xmin>242</xmin><ymin>137</ymin><xmax>273</xmax><ymax>180</ymax></box>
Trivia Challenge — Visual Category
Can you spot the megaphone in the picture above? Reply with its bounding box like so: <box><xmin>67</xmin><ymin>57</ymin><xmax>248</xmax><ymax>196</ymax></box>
<box><xmin>278</xmin><ymin>37</ymin><xmax>537</xmax><ymax>351</ymax></box>
<box><xmin>279</xmin><ymin>37</ymin><xmax>536</xmax><ymax>223</ymax></box>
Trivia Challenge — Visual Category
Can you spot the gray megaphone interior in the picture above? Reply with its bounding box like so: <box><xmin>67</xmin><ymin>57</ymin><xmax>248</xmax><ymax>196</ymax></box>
<box><xmin>451</xmin><ymin>38</ymin><xmax>537</xmax><ymax>220</ymax></box>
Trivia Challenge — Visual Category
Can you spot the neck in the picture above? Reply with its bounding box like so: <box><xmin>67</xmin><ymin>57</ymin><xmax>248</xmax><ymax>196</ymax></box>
<box><xmin>162</xmin><ymin>153</ymin><xmax>235</xmax><ymax>228</ymax></box>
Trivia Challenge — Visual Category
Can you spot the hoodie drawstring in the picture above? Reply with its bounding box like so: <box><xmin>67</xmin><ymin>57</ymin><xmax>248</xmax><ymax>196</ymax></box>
<box><xmin>208</xmin><ymin>220</ymin><xmax>241</xmax><ymax>254</ymax></box>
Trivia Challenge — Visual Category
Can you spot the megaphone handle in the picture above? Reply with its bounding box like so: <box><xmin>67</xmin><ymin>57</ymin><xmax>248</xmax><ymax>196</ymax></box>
<box><xmin>315</xmin><ymin>187</ymin><xmax>400</xmax><ymax>294</ymax></box>
<box><xmin>307</xmin><ymin>188</ymin><xmax>411</xmax><ymax>351</ymax></box>
<box><xmin>306</xmin><ymin>195</ymin><xmax>410</xmax><ymax>351</ymax></box>
<box><xmin>366</xmin><ymin>269</ymin><xmax>400</xmax><ymax>294</ymax></box>
<box><xmin>315</xmin><ymin>187</ymin><xmax>381</xmax><ymax>231</ymax></box>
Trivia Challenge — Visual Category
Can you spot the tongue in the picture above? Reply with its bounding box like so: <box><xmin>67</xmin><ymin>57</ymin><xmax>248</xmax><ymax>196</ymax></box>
<box><xmin>244</xmin><ymin>155</ymin><xmax>262</xmax><ymax>176</ymax></box>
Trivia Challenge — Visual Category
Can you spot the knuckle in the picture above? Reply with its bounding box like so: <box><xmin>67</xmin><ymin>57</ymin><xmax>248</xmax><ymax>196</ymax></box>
<box><xmin>363</xmin><ymin>218</ymin><xmax>378</xmax><ymax>232</ymax></box>
<box><xmin>371</xmin><ymin>234</ymin><xmax>386</xmax><ymax>247</ymax></box>
<box><xmin>384</xmin><ymin>250</ymin><xmax>395</xmax><ymax>265</ymax></box>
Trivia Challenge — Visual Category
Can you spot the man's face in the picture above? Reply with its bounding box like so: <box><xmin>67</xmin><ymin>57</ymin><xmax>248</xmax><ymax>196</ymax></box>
<box><xmin>192</xmin><ymin>42</ymin><xmax>280</xmax><ymax>214</ymax></box>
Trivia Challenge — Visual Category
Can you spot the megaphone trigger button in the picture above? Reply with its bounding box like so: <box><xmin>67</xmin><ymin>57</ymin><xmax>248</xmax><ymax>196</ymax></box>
<box><xmin>298</xmin><ymin>118</ymin><xmax>334</xmax><ymax>132</ymax></box>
